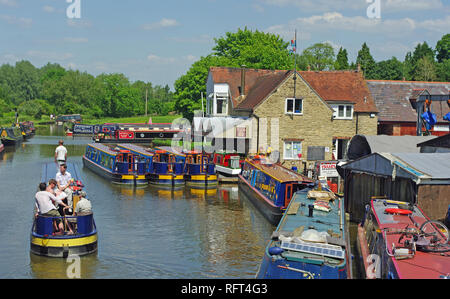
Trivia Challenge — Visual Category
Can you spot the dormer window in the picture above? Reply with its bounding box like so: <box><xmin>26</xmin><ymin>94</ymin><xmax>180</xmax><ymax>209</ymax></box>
<box><xmin>215</xmin><ymin>92</ymin><xmax>228</xmax><ymax>115</ymax></box>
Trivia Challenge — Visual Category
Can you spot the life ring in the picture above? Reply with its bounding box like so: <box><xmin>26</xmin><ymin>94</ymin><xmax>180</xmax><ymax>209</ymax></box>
<box><xmin>385</xmin><ymin>208</ymin><xmax>413</xmax><ymax>215</ymax></box>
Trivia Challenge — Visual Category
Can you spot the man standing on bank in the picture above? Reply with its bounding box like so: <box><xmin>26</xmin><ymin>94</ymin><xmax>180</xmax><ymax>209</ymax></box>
<box><xmin>55</xmin><ymin>140</ymin><xmax>68</xmax><ymax>166</ymax></box>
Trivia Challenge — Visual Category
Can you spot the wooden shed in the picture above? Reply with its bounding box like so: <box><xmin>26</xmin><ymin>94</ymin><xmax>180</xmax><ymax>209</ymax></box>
<box><xmin>338</xmin><ymin>152</ymin><xmax>450</xmax><ymax>222</ymax></box>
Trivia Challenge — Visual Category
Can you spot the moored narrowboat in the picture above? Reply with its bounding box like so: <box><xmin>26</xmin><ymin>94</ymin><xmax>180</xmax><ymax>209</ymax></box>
<box><xmin>30</xmin><ymin>163</ymin><xmax>98</xmax><ymax>258</ymax></box>
<box><xmin>0</xmin><ymin>126</ymin><xmax>23</xmax><ymax>146</ymax></box>
<box><xmin>356</xmin><ymin>198</ymin><xmax>450</xmax><ymax>279</ymax></box>
<box><xmin>82</xmin><ymin>143</ymin><xmax>147</xmax><ymax>186</ymax></box>
<box><xmin>213</xmin><ymin>151</ymin><xmax>242</xmax><ymax>177</ymax></box>
<box><xmin>148</xmin><ymin>148</ymin><xmax>185</xmax><ymax>188</ymax></box>
<box><xmin>184</xmin><ymin>151</ymin><xmax>217</xmax><ymax>188</ymax></box>
<box><xmin>239</xmin><ymin>156</ymin><xmax>313</xmax><ymax>225</ymax></box>
<box><xmin>256</xmin><ymin>180</ymin><xmax>350</xmax><ymax>279</ymax></box>
<box><xmin>93</xmin><ymin>123</ymin><xmax>184</xmax><ymax>143</ymax></box>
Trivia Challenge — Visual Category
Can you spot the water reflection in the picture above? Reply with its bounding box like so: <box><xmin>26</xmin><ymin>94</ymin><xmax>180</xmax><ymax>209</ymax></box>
<box><xmin>29</xmin><ymin>253</ymin><xmax>100</xmax><ymax>279</ymax></box>
<box><xmin>0</xmin><ymin>128</ymin><xmax>275</xmax><ymax>279</ymax></box>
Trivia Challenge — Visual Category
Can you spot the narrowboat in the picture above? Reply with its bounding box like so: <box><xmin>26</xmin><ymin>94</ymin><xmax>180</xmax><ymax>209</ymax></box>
<box><xmin>0</xmin><ymin>126</ymin><xmax>23</xmax><ymax>146</ymax></box>
<box><xmin>93</xmin><ymin>123</ymin><xmax>185</xmax><ymax>143</ymax></box>
<box><xmin>19</xmin><ymin>122</ymin><xmax>34</xmax><ymax>139</ymax></box>
<box><xmin>116</xmin><ymin>143</ymin><xmax>154</xmax><ymax>174</ymax></box>
<box><xmin>82</xmin><ymin>143</ymin><xmax>148</xmax><ymax>186</ymax></box>
<box><xmin>256</xmin><ymin>180</ymin><xmax>350</xmax><ymax>279</ymax></box>
<box><xmin>148</xmin><ymin>148</ymin><xmax>185</xmax><ymax>188</ymax></box>
<box><xmin>184</xmin><ymin>150</ymin><xmax>217</xmax><ymax>188</ymax></box>
<box><xmin>30</xmin><ymin>162</ymin><xmax>97</xmax><ymax>258</ymax></box>
<box><xmin>356</xmin><ymin>198</ymin><xmax>450</xmax><ymax>279</ymax></box>
<box><xmin>213</xmin><ymin>151</ymin><xmax>242</xmax><ymax>177</ymax></box>
<box><xmin>239</xmin><ymin>156</ymin><xmax>313</xmax><ymax>225</ymax></box>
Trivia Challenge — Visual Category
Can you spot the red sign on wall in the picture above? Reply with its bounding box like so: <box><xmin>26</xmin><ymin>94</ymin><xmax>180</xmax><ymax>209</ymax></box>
<box><xmin>118</xmin><ymin>131</ymin><xmax>134</xmax><ymax>139</ymax></box>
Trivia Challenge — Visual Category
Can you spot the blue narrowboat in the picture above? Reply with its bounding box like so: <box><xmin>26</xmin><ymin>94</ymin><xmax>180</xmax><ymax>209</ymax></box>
<box><xmin>239</xmin><ymin>156</ymin><xmax>313</xmax><ymax>225</ymax></box>
<box><xmin>116</xmin><ymin>143</ymin><xmax>154</xmax><ymax>174</ymax></box>
<box><xmin>256</xmin><ymin>179</ymin><xmax>350</xmax><ymax>279</ymax></box>
<box><xmin>184</xmin><ymin>150</ymin><xmax>217</xmax><ymax>188</ymax></box>
<box><xmin>82</xmin><ymin>143</ymin><xmax>147</xmax><ymax>186</ymax></box>
<box><xmin>30</xmin><ymin>163</ymin><xmax>98</xmax><ymax>258</ymax></box>
<box><xmin>149</xmin><ymin>148</ymin><xmax>185</xmax><ymax>188</ymax></box>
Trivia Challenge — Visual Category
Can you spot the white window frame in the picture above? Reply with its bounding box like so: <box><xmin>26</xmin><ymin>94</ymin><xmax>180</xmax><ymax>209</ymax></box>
<box><xmin>215</xmin><ymin>92</ymin><xmax>229</xmax><ymax>116</ymax></box>
<box><xmin>332</xmin><ymin>104</ymin><xmax>353</xmax><ymax>120</ymax></box>
<box><xmin>283</xmin><ymin>140</ymin><xmax>302</xmax><ymax>160</ymax></box>
<box><xmin>285</xmin><ymin>98</ymin><xmax>303</xmax><ymax>115</ymax></box>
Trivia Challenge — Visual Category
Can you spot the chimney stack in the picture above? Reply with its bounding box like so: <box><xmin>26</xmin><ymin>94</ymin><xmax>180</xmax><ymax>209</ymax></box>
<box><xmin>240</xmin><ymin>65</ymin><xmax>246</xmax><ymax>97</ymax></box>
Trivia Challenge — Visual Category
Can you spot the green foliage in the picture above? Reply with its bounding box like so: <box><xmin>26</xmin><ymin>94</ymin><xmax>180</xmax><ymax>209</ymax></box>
<box><xmin>335</xmin><ymin>47</ymin><xmax>349</xmax><ymax>70</ymax></box>
<box><xmin>356</xmin><ymin>42</ymin><xmax>376</xmax><ymax>79</ymax></box>
<box><xmin>436</xmin><ymin>34</ymin><xmax>450</xmax><ymax>63</ymax></box>
<box><xmin>414</xmin><ymin>56</ymin><xmax>437</xmax><ymax>81</ymax></box>
<box><xmin>372</xmin><ymin>57</ymin><xmax>404</xmax><ymax>80</ymax></box>
<box><xmin>301</xmin><ymin>42</ymin><xmax>335</xmax><ymax>71</ymax></box>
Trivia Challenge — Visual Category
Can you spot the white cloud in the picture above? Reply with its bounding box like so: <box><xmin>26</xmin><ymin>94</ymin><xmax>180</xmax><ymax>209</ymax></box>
<box><xmin>383</xmin><ymin>0</ymin><xmax>444</xmax><ymax>12</ymax></box>
<box><xmin>43</xmin><ymin>5</ymin><xmax>56</xmax><ymax>13</ymax></box>
<box><xmin>0</xmin><ymin>15</ymin><xmax>32</xmax><ymax>27</ymax></box>
<box><xmin>26</xmin><ymin>50</ymin><xmax>74</xmax><ymax>61</ymax></box>
<box><xmin>143</xmin><ymin>18</ymin><xmax>179</xmax><ymax>30</ymax></box>
<box><xmin>147</xmin><ymin>54</ymin><xmax>176</xmax><ymax>64</ymax></box>
<box><xmin>0</xmin><ymin>0</ymin><xmax>17</xmax><ymax>7</ymax></box>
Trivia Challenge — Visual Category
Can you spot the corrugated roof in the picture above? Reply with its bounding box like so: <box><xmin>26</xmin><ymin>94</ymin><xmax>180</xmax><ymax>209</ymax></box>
<box><xmin>364</xmin><ymin>135</ymin><xmax>435</xmax><ymax>153</ymax></box>
<box><xmin>389</xmin><ymin>153</ymin><xmax>450</xmax><ymax>180</ymax></box>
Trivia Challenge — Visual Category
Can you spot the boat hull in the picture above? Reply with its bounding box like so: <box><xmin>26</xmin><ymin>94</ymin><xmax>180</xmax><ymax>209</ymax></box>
<box><xmin>148</xmin><ymin>174</ymin><xmax>185</xmax><ymax>188</ymax></box>
<box><xmin>238</xmin><ymin>175</ymin><xmax>282</xmax><ymax>225</ymax></box>
<box><xmin>30</xmin><ymin>233</ymin><xmax>98</xmax><ymax>258</ymax></box>
<box><xmin>82</xmin><ymin>156</ymin><xmax>148</xmax><ymax>186</ymax></box>
<box><xmin>185</xmin><ymin>174</ymin><xmax>218</xmax><ymax>189</ymax></box>
<box><xmin>215</xmin><ymin>165</ymin><xmax>241</xmax><ymax>176</ymax></box>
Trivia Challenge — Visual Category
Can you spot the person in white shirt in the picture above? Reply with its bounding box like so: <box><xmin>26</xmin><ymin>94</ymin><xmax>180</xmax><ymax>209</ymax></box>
<box><xmin>56</xmin><ymin>164</ymin><xmax>74</xmax><ymax>212</ymax></box>
<box><xmin>35</xmin><ymin>182</ymin><xmax>71</xmax><ymax>234</ymax></box>
<box><xmin>55</xmin><ymin>140</ymin><xmax>67</xmax><ymax>166</ymax></box>
<box><xmin>74</xmin><ymin>191</ymin><xmax>92</xmax><ymax>215</ymax></box>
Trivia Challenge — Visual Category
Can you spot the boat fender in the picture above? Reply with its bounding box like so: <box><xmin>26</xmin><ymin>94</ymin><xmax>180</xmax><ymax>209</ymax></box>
<box><xmin>268</xmin><ymin>247</ymin><xmax>284</xmax><ymax>256</ymax></box>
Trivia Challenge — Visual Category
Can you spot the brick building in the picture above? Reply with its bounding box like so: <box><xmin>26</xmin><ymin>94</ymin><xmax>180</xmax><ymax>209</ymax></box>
<box><xmin>198</xmin><ymin>67</ymin><xmax>378</xmax><ymax>172</ymax></box>
<box><xmin>366</xmin><ymin>80</ymin><xmax>450</xmax><ymax>136</ymax></box>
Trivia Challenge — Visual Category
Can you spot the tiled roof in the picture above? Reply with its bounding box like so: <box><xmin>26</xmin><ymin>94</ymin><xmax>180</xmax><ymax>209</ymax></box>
<box><xmin>208</xmin><ymin>67</ymin><xmax>378</xmax><ymax>113</ymax></box>
<box><xmin>300</xmin><ymin>71</ymin><xmax>378</xmax><ymax>113</ymax></box>
<box><xmin>366</xmin><ymin>80</ymin><xmax>450</xmax><ymax>123</ymax></box>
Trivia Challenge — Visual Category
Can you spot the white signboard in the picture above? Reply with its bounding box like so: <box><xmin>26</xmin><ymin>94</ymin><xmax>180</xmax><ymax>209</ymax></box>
<box><xmin>319</xmin><ymin>162</ymin><xmax>338</xmax><ymax>178</ymax></box>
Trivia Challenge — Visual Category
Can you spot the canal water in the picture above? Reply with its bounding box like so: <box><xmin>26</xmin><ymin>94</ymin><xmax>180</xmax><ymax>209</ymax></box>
<box><xmin>0</xmin><ymin>126</ymin><xmax>274</xmax><ymax>279</ymax></box>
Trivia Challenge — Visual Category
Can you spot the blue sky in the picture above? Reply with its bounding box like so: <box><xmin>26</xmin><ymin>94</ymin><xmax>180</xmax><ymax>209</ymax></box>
<box><xmin>1</xmin><ymin>0</ymin><xmax>449</xmax><ymax>89</ymax></box>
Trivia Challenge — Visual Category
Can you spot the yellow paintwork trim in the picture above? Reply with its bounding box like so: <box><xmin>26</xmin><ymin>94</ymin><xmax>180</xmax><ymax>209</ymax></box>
<box><xmin>31</xmin><ymin>234</ymin><xmax>97</xmax><ymax>248</ymax></box>
<box><xmin>121</xmin><ymin>175</ymin><xmax>146</xmax><ymax>180</ymax></box>
<box><xmin>158</xmin><ymin>175</ymin><xmax>184</xmax><ymax>180</ymax></box>
<box><xmin>190</xmin><ymin>175</ymin><xmax>217</xmax><ymax>180</ymax></box>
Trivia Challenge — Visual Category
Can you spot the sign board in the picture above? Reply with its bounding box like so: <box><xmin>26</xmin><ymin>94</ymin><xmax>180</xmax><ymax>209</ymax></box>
<box><xmin>319</xmin><ymin>161</ymin><xmax>338</xmax><ymax>178</ymax></box>
<box><xmin>235</xmin><ymin>127</ymin><xmax>247</xmax><ymax>138</ymax></box>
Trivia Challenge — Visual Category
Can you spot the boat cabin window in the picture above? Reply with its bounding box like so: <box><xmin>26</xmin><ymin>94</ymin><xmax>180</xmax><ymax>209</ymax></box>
<box><xmin>230</xmin><ymin>156</ymin><xmax>240</xmax><ymax>169</ymax></box>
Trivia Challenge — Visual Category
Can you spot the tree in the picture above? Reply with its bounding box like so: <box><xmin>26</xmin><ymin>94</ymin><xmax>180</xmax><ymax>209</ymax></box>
<box><xmin>301</xmin><ymin>43</ymin><xmax>335</xmax><ymax>71</ymax></box>
<box><xmin>436</xmin><ymin>59</ymin><xmax>450</xmax><ymax>81</ymax></box>
<box><xmin>213</xmin><ymin>27</ymin><xmax>292</xmax><ymax>70</ymax></box>
<box><xmin>435</xmin><ymin>34</ymin><xmax>450</xmax><ymax>63</ymax></box>
<box><xmin>356</xmin><ymin>43</ymin><xmax>376</xmax><ymax>79</ymax></box>
<box><xmin>372</xmin><ymin>57</ymin><xmax>404</xmax><ymax>80</ymax></box>
<box><xmin>335</xmin><ymin>47</ymin><xmax>349</xmax><ymax>70</ymax></box>
<box><xmin>415</xmin><ymin>56</ymin><xmax>437</xmax><ymax>81</ymax></box>
<box><xmin>175</xmin><ymin>28</ymin><xmax>294</xmax><ymax>120</ymax></box>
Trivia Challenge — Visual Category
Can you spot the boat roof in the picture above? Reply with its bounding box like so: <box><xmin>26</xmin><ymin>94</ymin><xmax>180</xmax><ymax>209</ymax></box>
<box><xmin>41</xmin><ymin>162</ymin><xmax>83</xmax><ymax>182</ymax></box>
<box><xmin>273</xmin><ymin>189</ymin><xmax>347</xmax><ymax>264</ymax></box>
<box><xmin>87</xmin><ymin>143</ymin><xmax>120</xmax><ymax>156</ymax></box>
<box><xmin>155</xmin><ymin>146</ymin><xmax>186</xmax><ymax>157</ymax></box>
<box><xmin>117</xmin><ymin>144</ymin><xmax>153</xmax><ymax>156</ymax></box>
<box><xmin>371</xmin><ymin>199</ymin><xmax>450</xmax><ymax>279</ymax></box>
<box><xmin>246</xmin><ymin>159</ymin><xmax>313</xmax><ymax>184</ymax></box>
